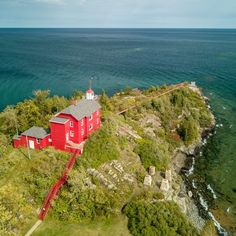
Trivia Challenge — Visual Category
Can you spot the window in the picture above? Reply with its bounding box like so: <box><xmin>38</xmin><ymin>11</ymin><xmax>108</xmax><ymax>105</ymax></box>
<box><xmin>81</xmin><ymin>119</ymin><xmax>84</xmax><ymax>126</ymax></box>
<box><xmin>36</xmin><ymin>138</ymin><xmax>40</xmax><ymax>144</ymax></box>
<box><xmin>81</xmin><ymin>129</ymin><xmax>84</xmax><ymax>135</ymax></box>
<box><xmin>89</xmin><ymin>114</ymin><xmax>93</xmax><ymax>120</ymax></box>
<box><xmin>89</xmin><ymin>124</ymin><xmax>93</xmax><ymax>130</ymax></box>
<box><xmin>70</xmin><ymin>131</ymin><xmax>74</xmax><ymax>137</ymax></box>
<box><xmin>70</xmin><ymin>121</ymin><xmax>74</xmax><ymax>127</ymax></box>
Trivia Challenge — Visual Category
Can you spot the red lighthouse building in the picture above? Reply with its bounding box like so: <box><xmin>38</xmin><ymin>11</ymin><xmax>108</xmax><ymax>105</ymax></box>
<box><xmin>13</xmin><ymin>89</ymin><xmax>101</xmax><ymax>152</ymax></box>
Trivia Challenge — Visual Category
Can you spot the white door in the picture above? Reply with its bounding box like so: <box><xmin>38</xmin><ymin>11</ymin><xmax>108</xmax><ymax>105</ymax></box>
<box><xmin>29</xmin><ymin>140</ymin><xmax>35</xmax><ymax>149</ymax></box>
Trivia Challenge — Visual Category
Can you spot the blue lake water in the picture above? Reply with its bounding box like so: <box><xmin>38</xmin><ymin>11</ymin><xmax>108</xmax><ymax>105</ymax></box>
<box><xmin>0</xmin><ymin>28</ymin><xmax>235</xmax><ymax>232</ymax></box>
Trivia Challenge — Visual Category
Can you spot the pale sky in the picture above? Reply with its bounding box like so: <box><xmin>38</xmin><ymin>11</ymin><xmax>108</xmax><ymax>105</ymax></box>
<box><xmin>0</xmin><ymin>0</ymin><xmax>235</xmax><ymax>28</ymax></box>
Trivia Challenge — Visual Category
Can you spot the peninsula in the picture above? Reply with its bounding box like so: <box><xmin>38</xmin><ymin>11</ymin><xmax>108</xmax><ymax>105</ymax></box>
<box><xmin>0</xmin><ymin>82</ymin><xmax>218</xmax><ymax>236</ymax></box>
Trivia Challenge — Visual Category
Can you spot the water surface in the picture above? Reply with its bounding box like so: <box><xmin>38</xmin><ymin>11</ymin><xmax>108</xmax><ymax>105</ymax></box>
<box><xmin>0</xmin><ymin>28</ymin><xmax>235</xmax><ymax>233</ymax></box>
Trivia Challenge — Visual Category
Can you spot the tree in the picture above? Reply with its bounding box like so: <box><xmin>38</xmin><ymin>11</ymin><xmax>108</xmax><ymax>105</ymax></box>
<box><xmin>33</xmin><ymin>90</ymin><xmax>50</xmax><ymax>105</ymax></box>
<box><xmin>123</xmin><ymin>200</ymin><xmax>198</xmax><ymax>236</ymax></box>
<box><xmin>178</xmin><ymin>116</ymin><xmax>199</xmax><ymax>143</ymax></box>
<box><xmin>0</xmin><ymin>106</ymin><xmax>19</xmax><ymax>136</ymax></box>
<box><xmin>15</xmin><ymin>100</ymin><xmax>42</xmax><ymax>132</ymax></box>
<box><xmin>100</xmin><ymin>91</ymin><xmax>113</xmax><ymax>111</ymax></box>
<box><xmin>134</xmin><ymin>138</ymin><xmax>169</xmax><ymax>170</ymax></box>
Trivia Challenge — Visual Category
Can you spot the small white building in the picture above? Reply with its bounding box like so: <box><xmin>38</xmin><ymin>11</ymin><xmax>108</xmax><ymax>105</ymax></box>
<box><xmin>160</xmin><ymin>179</ymin><xmax>170</xmax><ymax>192</ymax></box>
<box><xmin>144</xmin><ymin>175</ymin><xmax>152</xmax><ymax>186</ymax></box>
<box><xmin>165</xmin><ymin>170</ymin><xmax>172</xmax><ymax>182</ymax></box>
<box><xmin>149</xmin><ymin>166</ymin><xmax>156</xmax><ymax>176</ymax></box>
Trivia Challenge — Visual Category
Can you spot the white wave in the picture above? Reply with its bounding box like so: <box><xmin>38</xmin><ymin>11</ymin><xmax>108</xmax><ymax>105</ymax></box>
<box><xmin>202</xmin><ymin>139</ymin><xmax>207</xmax><ymax>145</ymax></box>
<box><xmin>198</xmin><ymin>192</ymin><xmax>228</xmax><ymax>235</ymax></box>
<box><xmin>192</xmin><ymin>179</ymin><xmax>197</xmax><ymax>189</ymax></box>
<box><xmin>186</xmin><ymin>157</ymin><xmax>195</xmax><ymax>176</ymax></box>
<box><xmin>198</xmin><ymin>192</ymin><xmax>209</xmax><ymax>211</ymax></box>
<box><xmin>208</xmin><ymin>212</ymin><xmax>228</xmax><ymax>236</ymax></box>
<box><xmin>216</xmin><ymin>123</ymin><xmax>223</xmax><ymax>128</ymax></box>
<box><xmin>207</xmin><ymin>184</ymin><xmax>217</xmax><ymax>199</ymax></box>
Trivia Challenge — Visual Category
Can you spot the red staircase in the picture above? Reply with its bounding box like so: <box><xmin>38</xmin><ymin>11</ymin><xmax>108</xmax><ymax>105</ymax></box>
<box><xmin>38</xmin><ymin>149</ymin><xmax>80</xmax><ymax>220</ymax></box>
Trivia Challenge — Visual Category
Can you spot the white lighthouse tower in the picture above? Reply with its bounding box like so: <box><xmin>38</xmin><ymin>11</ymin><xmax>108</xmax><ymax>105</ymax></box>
<box><xmin>86</xmin><ymin>88</ymin><xmax>95</xmax><ymax>100</ymax></box>
<box><xmin>86</xmin><ymin>79</ymin><xmax>95</xmax><ymax>100</ymax></box>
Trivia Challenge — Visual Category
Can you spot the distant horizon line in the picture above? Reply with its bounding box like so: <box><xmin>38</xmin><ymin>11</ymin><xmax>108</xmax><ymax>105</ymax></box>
<box><xmin>0</xmin><ymin>27</ymin><xmax>236</xmax><ymax>30</ymax></box>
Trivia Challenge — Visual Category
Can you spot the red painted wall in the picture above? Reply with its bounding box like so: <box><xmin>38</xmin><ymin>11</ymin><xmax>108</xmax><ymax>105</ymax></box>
<box><xmin>50</xmin><ymin>120</ymin><xmax>70</xmax><ymax>151</ymax></box>
<box><xmin>86</xmin><ymin>110</ymin><xmax>101</xmax><ymax>137</ymax></box>
<box><xmin>13</xmin><ymin>134</ymin><xmax>51</xmax><ymax>150</ymax></box>
<box><xmin>57</xmin><ymin>109</ymin><xmax>101</xmax><ymax>143</ymax></box>
<box><xmin>56</xmin><ymin>114</ymin><xmax>81</xmax><ymax>144</ymax></box>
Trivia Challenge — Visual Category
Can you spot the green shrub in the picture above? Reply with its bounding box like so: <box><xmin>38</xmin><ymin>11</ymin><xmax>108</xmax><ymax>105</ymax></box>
<box><xmin>81</xmin><ymin>121</ymin><xmax>120</xmax><ymax>168</ymax></box>
<box><xmin>178</xmin><ymin>116</ymin><xmax>199</xmax><ymax>144</ymax></box>
<box><xmin>134</xmin><ymin>138</ymin><xmax>169</xmax><ymax>171</ymax></box>
<box><xmin>123</xmin><ymin>200</ymin><xmax>198</xmax><ymax>236</ymax></box>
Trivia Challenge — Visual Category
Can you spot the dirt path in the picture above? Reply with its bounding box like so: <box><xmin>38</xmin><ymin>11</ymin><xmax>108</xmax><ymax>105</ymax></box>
<box><xmin>116</xmin><ymin>82</ymin><xmax>187</xmax><ymax>115</ymax></box>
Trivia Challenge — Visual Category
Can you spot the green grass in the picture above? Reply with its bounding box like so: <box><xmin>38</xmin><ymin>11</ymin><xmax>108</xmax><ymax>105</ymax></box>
<box><xmin>33</xmin><ymin>215</ymin><xmax>131</xmax><ymax>236</ymax></box>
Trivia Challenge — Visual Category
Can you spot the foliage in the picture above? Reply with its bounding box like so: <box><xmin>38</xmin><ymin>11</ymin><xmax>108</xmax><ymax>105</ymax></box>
<box><xmin>52</xmin><ymin>186</ymin><xmax>118</xmax><ymax>222</ymax></box>
<box><xmin>0</xmin><ymin>106</ymin><xmax>19</xmax><ymax>138</ymax></box>
<box><xmin>100</xmin><ymin>91</ymin><xmax>113</xmax><ymax>111</ymax></box>
<box><xmin>123</xmin><ymin>200</ymin><xmax>198</xmax><ymax>236</ymax></box>
<box><xmin>80</xmin><ymin>120</ymin><xmax>120</xmax><ymax>168</ymax></box>
<box><xmin>0</xmin><ymin>184</ymin><xmax>35</xmax><ymax>235</ymax></box>
<box><xmin>178</xmin><ymin>116</ymin><xmax>199</xmax><ymax>143</ymax></box>
<box><xmin>0</xmin><ymin>90</ymin><xmax>70</xmax><ymax>136</ymax></box>
<box><xmin>22</xmin><ymin>150</ymin><xmax>70</xmax><ymax>203</ymax></box>
<box><xmin>134</xmin><ymin>137</ymin><xmax>169</xmax><ymax>171</ymax></box>
<box><xmin>70</xmin><ymin>90</ymin><xmax>84</xmax><ymax>100</ymax></box>
<box><xmin>50</xmin><ymin>169</ymin><xmax>128</xmax><ymax>222</ymax></box>
<box><xmin>0</xmin><ymin>133</ymin><xmax>10</xmax><ymax>157</ymax></box>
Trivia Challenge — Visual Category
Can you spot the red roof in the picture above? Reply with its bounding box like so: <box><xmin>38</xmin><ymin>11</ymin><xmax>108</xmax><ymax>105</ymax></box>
<box><xmin>86</xmin><ymin>89</ymin><xmax>94</xmax><ymax>94</ymax></box>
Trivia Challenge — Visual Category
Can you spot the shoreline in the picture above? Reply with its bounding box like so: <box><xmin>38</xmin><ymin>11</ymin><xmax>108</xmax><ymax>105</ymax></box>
<box><xmin>176</xmin><ymin>114</ymin><xmax>229</xmax><ymax>235</ymax></box>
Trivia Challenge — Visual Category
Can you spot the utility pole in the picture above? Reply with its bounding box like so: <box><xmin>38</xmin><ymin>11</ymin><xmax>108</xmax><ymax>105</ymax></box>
<box><xmin>26</xmin><ymin>135</ymin><xmax>31</xmax><ymax>159</ymax></box>
<box><xmin>89</xmin><ymin>77</ymin><xmax>93</xmax><ymax>89</ymax></box>
<box><xmin>14</xmin><ymin>113</ymin><xmax>19</xmax><ymax>136</ymax></box>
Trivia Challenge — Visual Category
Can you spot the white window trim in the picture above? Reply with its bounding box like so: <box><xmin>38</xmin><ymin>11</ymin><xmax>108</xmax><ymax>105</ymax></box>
<box><xmin>36</xmin><ymin>138</ymin><xmax>40</xmax><ymax>144</ymax></box>
<box><xmin>81</xmin><ymin>129</ymin><xmax>84</xmax><ymax>135</ymax></box>
<box><xmin>89</xmin><ymin>115</ymin><xmax>93</xmax><ymax>120</ymax></box>
<box><xmin>89</xmin><ymin>124</ymin><xmax>93</xmax><ymax>130</ymax></box>
<box><xmin>70</xmin><ymin>121</ymin><xmax>74</xmax><ymax>127</ymax></box>
<box><xmin>70</xmin><ymin>131</ymin><xmax>74</xmax><ymax>137</ymax></box>
<box><xmin>81</xmin><ymin>119</ymin><xmax>84</xmax><ymax>126</ymax></box>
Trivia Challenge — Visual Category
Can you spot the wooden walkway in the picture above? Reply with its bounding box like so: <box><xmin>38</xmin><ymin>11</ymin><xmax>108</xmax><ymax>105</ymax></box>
<box><xmin>25</xmin><ymin>220</ymin><xmax>42</xmax><ymax>236</ymax></box>
<box><xmin>38</xmin><ymin>149</ymin><xmax>79</xmax><ymax>220</ymax></box>
<box><xmin>116</xmin><ymin>82</ymin><xmax>187</xmax><ymax>115</ymax></box>
<box><xmin>25</xmin><ymin>149</ymin><xmax>81</xmax><ymax>236</ymax></box>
